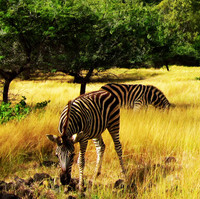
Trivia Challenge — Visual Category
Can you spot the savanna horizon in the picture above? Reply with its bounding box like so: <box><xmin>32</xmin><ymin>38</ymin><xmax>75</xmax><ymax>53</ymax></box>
<box><xmin>1</xmin><ymin>65</ymin><xmax>200</xmax><ymax>198</ymax></box>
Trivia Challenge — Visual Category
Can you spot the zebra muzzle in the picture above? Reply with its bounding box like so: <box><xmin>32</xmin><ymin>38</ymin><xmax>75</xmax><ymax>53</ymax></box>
<box><xmin>60</xmin><ymin>170</ymin><xmax>71</xmax><ymax>185</ymax></box>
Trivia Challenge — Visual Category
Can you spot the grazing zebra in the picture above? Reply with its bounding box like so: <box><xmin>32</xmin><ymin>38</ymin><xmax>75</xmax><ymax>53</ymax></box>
<box><xmin>47</xmin><ymin>90</ymin><xmax>126</xmax><ymax>191</ymax></box>
<box><xmin>100</xmin><ymin>83</ymin><xmax>170</xmax><ymax>109</ymax></box>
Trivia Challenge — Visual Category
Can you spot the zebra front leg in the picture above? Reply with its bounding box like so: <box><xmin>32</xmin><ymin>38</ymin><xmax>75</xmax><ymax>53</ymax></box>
<box><xmin>93</xmin><ymin>136</ymin><xmax>105</xmax><ymax>177</ymax></box>
<box><xmin>77</xmin><ymin>140</ymin><xmax>88</xmax><ymax>192</ymax></box>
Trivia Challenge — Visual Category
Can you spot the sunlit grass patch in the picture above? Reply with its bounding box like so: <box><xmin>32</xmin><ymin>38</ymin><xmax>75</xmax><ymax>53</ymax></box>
<box><xmin>1</xmin><ymin>66</ymin><xmax>200</xmax><ymax>198</ymax></box>
<box><xmin>0</xmin><ymin>109</ymin><xmax>59</xmax><ymax>177</ymax></box>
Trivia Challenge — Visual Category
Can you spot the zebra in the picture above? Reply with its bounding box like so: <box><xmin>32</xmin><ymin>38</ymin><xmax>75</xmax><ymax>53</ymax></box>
<box><xmin>47</xmin><ymin>90</ymin><xmax>126</xmax><ymax>191</ymax></box>
<box><xmin>100</xmin><ymin>83</ymin><xmax>171</xmax><ymax>110</ymax></box>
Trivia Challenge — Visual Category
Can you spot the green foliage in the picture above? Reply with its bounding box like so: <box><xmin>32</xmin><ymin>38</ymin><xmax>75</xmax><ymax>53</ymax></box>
<box><xmin>34</xmin><ymin>100</ymin><xmax>51</xmax><ymax>110</ymax></box>
<box><xmin>0</xmin><ymin>96</ymin><xmax>50</xmax><ymax>124</ymax></box>
<box><xmin>41</xmin><ymin>1</ymin><xmax>105</xmax><ymax>72</ymax></box>
<box><xmin>195</xmin><ymin>77</ymin><xmax>200</xmax><ymax>81</ymax></box>
<box><xmin>0</xmin><ymin>0</ymin><xmax>200</xmax><ymax>90</ymax></box>
<box><xmin>155</xmin><ymin>0</ymin><xmax>200</xmax><ymax>66</ymax></box>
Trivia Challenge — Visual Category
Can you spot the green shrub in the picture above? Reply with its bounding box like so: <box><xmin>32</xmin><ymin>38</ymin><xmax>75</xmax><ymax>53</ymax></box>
<box><xmin>0</xmin><ymin>96</ymin><xmax>50</xmax><ymax>124</ymax></box>
<box><xmin>195</xmin><ymin>77</ymin><xmax>200</xmax><ymax>80</ymax></box>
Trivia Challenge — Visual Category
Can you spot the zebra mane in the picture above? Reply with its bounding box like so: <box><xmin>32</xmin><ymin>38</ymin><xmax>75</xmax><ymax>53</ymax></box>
<box><xmin>61</xmin><ymin>100</ymin><xmax>74</xmax><ymax>138</ymax></box>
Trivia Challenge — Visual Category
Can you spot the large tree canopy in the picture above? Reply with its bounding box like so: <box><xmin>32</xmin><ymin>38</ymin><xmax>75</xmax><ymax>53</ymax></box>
<box><xmin>0</xmin><ymin>0</ymin><xmax>200</xmax><ymax>102</ymax></box>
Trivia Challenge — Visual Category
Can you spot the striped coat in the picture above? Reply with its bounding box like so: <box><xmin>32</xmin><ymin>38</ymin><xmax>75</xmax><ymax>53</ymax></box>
<box><xmin>47</xmin><ymin>89</ymin><xmax>125</xmax><ymax>191</ymax></box>
<box><xmin>101</xmin><ymin>83</ymin><xmax>170</xmax><ymax>109</ymax></box>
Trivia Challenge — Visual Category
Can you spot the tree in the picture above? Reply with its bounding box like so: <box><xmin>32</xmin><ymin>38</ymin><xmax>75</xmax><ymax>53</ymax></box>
<box><xmin>145</xmin><ymin>8</ymin><xmax>176</xmax><ymax>70</ymax></box>
<box><xmin>0</xmin><ymin>0</ymin><xmax>49</xmax><ymax>102</ymax></box>
<box><xmin>40</xmin><ymin>1</ymin><xmax>117</xmax><ymax>95</ymax></box>
<box><xmin>41</xmin><ymin>1</ymin><xmax>165</xmax><ymax>93</ymax></box>
<box><xmin>0</xmin><ymin>35</ymin><xmax>27</xmax><ymax>103</ymax></box>
<box><xmin>155</xmin><ymin>0</ymin><xmax>200</xmax><ymax>66</ymax></box>
<box><xmin>1</xmin><ymin>0</ymin><xmax>199</xmax><ymax>102</ymax></box>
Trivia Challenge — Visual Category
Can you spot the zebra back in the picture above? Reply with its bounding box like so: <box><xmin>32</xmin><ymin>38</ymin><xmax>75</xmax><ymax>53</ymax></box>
<box><xmin>100</xmin><ymin>83</ymin><xmax>170</xmax><ymax>109</ymax></box>
<box><xmin>58</xmin><ymin>90</ymin><xmax>120</xmax><ymax>139</ymax></box>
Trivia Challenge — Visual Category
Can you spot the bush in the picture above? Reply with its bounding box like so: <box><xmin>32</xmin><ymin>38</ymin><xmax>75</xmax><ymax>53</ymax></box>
<box><xmin>0</xmin><ymin>96</ymin><xmax>50</xmax><ymax>124</ymax></box>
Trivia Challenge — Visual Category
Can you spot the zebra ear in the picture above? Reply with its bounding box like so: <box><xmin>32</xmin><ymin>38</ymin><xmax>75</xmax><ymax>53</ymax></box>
<box><xmin>46</xmin><ymin>134</ymin><xmax>62</xmax><ymax>145</ymax></box>
<box><xmin>71</xmin><ymin>131</ymin><xmax>84</xmax><ymax>143</ymax></box>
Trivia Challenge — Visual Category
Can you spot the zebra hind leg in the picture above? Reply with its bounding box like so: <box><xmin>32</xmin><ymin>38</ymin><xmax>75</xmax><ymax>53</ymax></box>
<box><xmin>93</xmin><ymin>136</ymin><xmax>105</xmax><ymax>178</ymax></box>
<box><xmin>108</xmin><ymin>126</ymin><xmax>126</xmax><ymax>178</ymax></box>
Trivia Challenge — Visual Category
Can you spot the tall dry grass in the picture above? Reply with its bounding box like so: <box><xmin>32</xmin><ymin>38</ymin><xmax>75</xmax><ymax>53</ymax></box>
<box><xmin>1</xmin><ymin>66</ymin><xmax>200</xmax><ymax>198</ymax></box>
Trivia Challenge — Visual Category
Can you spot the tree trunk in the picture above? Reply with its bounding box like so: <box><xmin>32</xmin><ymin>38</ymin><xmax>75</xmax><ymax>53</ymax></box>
<box><xmin>166</xmin><ymin>65</ymin><xmax>169</xmax><ymax>71</ymax></box>
<box><xmin>3</xmin><ymin>79</ymin><xmax>12</xmax><ymax>103</ymax></box>
<box><xmin>80</xmin><ymin>82</ymin><xmax>86</xmax><ymax>95</ymax></box>
<box><xmin>165</xmin><ymin>61</ymin><xmax>169</xmax><ymax>71</ymax></box>
<box><xmin>73</xmin><ymin>74</ymin><xmax>83</xmax><ymax>84</ymax></box>
<box><xmin>64</xmin><ymin>67</ymin><xmax>94</xmax><ymax>95</ymax></box>
<box><xmin>21</xmin><ymin>68</ymin><xmax>31</xmax><ymax>80</ymax></box>
<box><xmin>0</xmin><ymin>67</ymin><xmax>26</xmax><ymax>103</ymax></box>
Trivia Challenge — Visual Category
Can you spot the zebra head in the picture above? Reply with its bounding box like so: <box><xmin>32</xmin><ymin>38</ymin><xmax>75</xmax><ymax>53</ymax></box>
<box><xmin>46</xmin><ymin>132</ymin><xmax>84</xmax><ymax>185</ymax></box>
<box><xmin>46</xmin><ymin>134</ymin><xmax>75</xmax><ymax>185</ymax></box>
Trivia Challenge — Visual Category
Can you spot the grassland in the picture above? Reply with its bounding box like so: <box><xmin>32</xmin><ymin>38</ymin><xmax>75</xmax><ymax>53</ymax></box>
<box><xmin>1</xmin><ymin>65</ymin><xmax>200</xmax><ymax>198</ymax></box>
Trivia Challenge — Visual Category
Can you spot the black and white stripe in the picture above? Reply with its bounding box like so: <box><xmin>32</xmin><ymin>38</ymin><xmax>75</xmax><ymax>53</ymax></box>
<box><xmin>100</xmin><ymin>83</ymin><xmax>170</xmax><ymax>110</ymax></box>
<box><xmin>56</xmin><ymin>90</ymin><xmax>126</xmax><ymax>191</ymax></box>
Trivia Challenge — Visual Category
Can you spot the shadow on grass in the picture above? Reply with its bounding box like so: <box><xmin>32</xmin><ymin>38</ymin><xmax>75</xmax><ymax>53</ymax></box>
<box><xmin>28</xmin><ymin>71</ymin><xmax>161</xmax><ymax>83</ymax></box>
<box><xmin>0</xmin><ymin>155</ymin><xmax>182</xmax><ymax>199</ymax></box>
<box><xmin>0</xmin><ymin>70</ymin><xmax>161</xmax><ymax>103</ymax></box>
<box><xmin>175</xmin><ymin>103</ymin><xmax>200</xmax><ymax>109</ymax></box>
<box><xmin>90</xmin><ymin>71</ymin><xmax>160</xmax><ymax>83</ymax></box>
<box><xmin>124</xmin><ymin>155</ymin><xmax>182</xmax><ymax>196</ymax></box>
<box><xmin>83</xmin><ymin>156</ymin><xmax>181</xmax><ymax>198</ymax></box>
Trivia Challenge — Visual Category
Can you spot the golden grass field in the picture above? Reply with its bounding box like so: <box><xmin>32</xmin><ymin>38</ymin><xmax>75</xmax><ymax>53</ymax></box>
<box><xmin>1</xmin><ymin>65</ymin><xmax>200</xmax><ymax>198</ymax></box>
